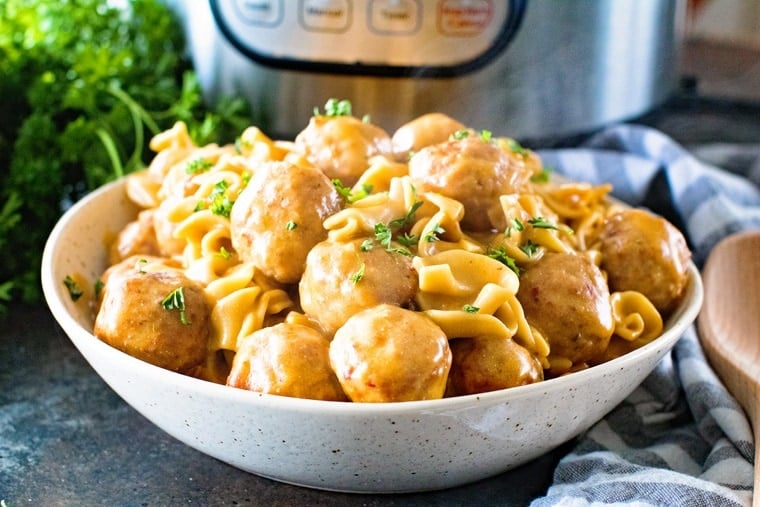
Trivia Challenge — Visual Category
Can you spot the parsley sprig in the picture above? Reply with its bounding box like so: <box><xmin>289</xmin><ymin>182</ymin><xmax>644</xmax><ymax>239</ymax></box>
<box><xmin>315</xmin><ymin>98</ymin><xmax>352</xmax><ymax>117</ymax></box>
<box><xmin>161</xmin><ymin>287</ymin><xmax>190</xmax><ymax>325</ymax></box>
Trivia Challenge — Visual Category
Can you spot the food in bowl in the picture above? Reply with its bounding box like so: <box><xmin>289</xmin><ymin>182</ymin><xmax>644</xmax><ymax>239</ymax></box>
<box><xmin>73</xmin><ymin>101</ymin><xmax>691</xmax><ymax>402</ymax></box>
<box><xmin>41</xmin><ymin>101</ymin><xmax>702</xmax><ymax>492</ymax></box>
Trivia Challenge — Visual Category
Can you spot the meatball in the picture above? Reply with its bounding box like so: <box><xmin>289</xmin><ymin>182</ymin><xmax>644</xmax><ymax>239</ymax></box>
<box><xmin>94</xmin><ymin>269</ymin><xmax>210</xmax><ymax>373</ymax></box>
<box><xmin>408</xmin><ymin>135</ymin><xmax>534</xmax><ymax>231</ymax></box>
<box><xmin>227</xmin><ymin>323</ymin><xmax>347</xmax><ymax>401</ymax></box>
<box><xmin>109</xmin><ymin>209</ymin><xmax>161</xmax><ymax>264</ymax></box>
<box><xmin>329</xmin><ymin>304</ymin><xmax>452</xmax><ymax>402</ymax></box>
<box><xmin>599</xmin><ymin>208</ymin><xmax>691</xmax><ymax>314</ymax></box>
<box><xmin>230</xmin><ymin>161</ymin><xmax>342</xmax><ymax>284</ymax></box>
<box><xmin>391</xmin><ymin>113</ymin><xmax>466</xmax><ymax>159</ymax></box>
<box><xmin>516</xmin><ymin>252</ymin><xmax>614</xmax><ymax>365</ymax></box>
<box><xmin>299</xmin><ymin>238</ymin><xmax>418</xmax><ymax>336</ymax></box>
<box><xmin>294</xmin><ymin>115</ymin><xmax>393</xmax><ymax>185</ymax></box>
<box><xmin>446</xmin><ymin>337</ymin><xmax>543</xmax><ymax>397</ymax></box>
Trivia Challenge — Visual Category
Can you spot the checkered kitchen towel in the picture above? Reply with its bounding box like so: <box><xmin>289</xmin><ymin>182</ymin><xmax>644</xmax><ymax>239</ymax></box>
<box><xmin>530</xmin><ymin>124</ymin><xmax>760</xmax><ymax>507</ymax></box>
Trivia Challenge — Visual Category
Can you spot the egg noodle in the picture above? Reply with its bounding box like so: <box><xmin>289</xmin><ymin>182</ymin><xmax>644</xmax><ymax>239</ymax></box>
<box><xmin>96</xmin><ymin>107</ymin><xmax>683</xmax><ymax>401</ymax></box>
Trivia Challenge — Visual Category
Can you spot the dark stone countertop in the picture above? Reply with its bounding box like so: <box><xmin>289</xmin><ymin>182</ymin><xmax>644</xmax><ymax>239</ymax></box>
<box><xmin>2</xmin><ymin>39</ymin><xmax>758</xmax><ymax>507</ymax></box>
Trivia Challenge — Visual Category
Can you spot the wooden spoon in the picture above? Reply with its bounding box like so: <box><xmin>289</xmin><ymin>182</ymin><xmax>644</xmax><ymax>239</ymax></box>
<box><xmin>698</xmin><ymin>230</ymin><xmax>760</xmax><ymax>506</ymax></box>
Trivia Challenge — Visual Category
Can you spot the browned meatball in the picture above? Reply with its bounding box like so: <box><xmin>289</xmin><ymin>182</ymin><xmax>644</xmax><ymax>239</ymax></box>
<box><xmin>446</xmin><ymin>337</ymin><xmax>543</xmax><ymax>397</ymax></box>
<box><xmin>294</xmin><ymin>115</ymin><xmax>393</xmax><ymax>185</ymax></box>
<box><xmin>226</xmin><ymin>323</ymin><xmax>347</xmax><ymax>401</ymax></box>
<box><xmin>109</xmin><ymin>209</ymin><xmax>161</xmax><ymax>265</ymax></box>
<box><xmin>408</xmin><ymin>135</ymin><xmax>534</xmax><ymax>231</ymax></box>
<box><xmin>230</xmin><ymin>161</ymin><xmax>342</xmax><ymax>284</ymax></box>
<box><xmin>298</xmin><ymin>238</ymin><xmax>418</xmax><ymax>336</ymax></box>
<box><xmin>599</xmin><ymin>208</ymin><xmax>691</xmax><ymax>314</ymax></box>
<box><xmin>516</xmin><ymin>252</ymin><xmax>614</xmax><ymax>365</ymax></box>
<box><xmin>391</xmin><ymin>113</ymin><xmax>466</xmax><ymax>159</ymax></box>
<box><xmin>94</xmin><ymin>269</ymin><xmax>210</xmax><ymax>373</ymax></box>
<box><xmin>329</xmin><ymin>304</ymin><xmax>452</xmax><ymax>402</ymax></box>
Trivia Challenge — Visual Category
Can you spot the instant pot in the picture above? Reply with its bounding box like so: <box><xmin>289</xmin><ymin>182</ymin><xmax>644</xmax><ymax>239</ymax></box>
<box><xmin>174</xmin><ymin>0</ymin><xmax>685</xmax><ymax>142</ymax></box>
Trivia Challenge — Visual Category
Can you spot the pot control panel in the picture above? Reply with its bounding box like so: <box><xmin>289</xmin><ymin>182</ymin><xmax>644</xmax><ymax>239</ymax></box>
<box><xmin>209</xmin><ymin>0</ymin><xmax>526</xmax><ymax>77</ymax></box>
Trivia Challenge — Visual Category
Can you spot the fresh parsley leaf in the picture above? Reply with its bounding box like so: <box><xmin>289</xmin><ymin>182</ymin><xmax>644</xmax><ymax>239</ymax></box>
<box><xmin>161</xmin><ymin>287</ymin><xmax>190</xmax><ymax>325</ymax></box>
<box><xmin>486</xmin><ymin>247</ymin><xmax>521</xmax><ymax>275</ymax></box>
<box><xmin>527</xmin><ymin>217</ymin><xmax>558</xmax><ymax>230</ymax></box>
<box><xmin>350</xmin><ymin>263</ymin><xmax>365</xmax><ymax>285</ymax></box>
<box><xmin>186</xmin><ymin>157</ymin><xmax>213</xmax><ymax>174</ymax></box>
<box><xmin>63</xmin><ymin>275</ymin><xmax>84</xmax><ymax>302</ymax></box>
<box><xmin>316</xmin><ymin>98</ymin><xmax>352</xmax><ymax>117</ymax></box>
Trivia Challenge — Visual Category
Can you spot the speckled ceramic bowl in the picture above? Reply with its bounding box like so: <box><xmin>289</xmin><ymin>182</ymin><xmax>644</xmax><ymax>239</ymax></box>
<box><xmin>41</xmin><ymin>178</ymin><xmax>703</xmax><ymax>493</ymax></box>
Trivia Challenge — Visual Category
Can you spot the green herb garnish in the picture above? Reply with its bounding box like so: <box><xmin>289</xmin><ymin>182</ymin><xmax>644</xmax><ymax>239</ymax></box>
<box><xmin>316</xmin><ymin>98</ymin><xmax>352</xmax><ymax>117</ymax></box>
<box><xmin>63</xmin><ymin>275</ymin><xmax>83</xmax><ymax>302</ymax></box>
<box><xmin>486</xmin><ymin>247</ymin><xmax>521</xmax><ymax>275</ymax></box>
<box><xmin>161</xmin><ymin>287</ymin><xmax>189</xmax><ymax>325</ymax></box>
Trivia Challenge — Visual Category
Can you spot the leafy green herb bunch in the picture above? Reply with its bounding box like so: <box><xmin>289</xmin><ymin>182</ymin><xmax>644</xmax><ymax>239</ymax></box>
<box><xmin>0</xmin><ymin>0</ymin><xmax>251</xmax><ymax>316</ymax></box>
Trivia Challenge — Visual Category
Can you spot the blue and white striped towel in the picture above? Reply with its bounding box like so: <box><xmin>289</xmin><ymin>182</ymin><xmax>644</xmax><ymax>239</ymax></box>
<box><xmin>530</xmin><ymin>124</ymin><xmax>760</xmax><ymax>507</ymax></box>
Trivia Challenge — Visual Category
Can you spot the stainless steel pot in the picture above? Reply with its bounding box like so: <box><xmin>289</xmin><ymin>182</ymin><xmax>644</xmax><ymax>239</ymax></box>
<box><xmin>175</xmin><ymin>0</ymin><xmax>685</xmax><ymax>141</ymax></box>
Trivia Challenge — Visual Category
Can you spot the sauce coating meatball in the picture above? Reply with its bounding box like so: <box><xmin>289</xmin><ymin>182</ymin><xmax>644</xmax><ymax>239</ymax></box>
<box><xmin>294</xmin><ymin>115</ymin><xmax>393</xmax><ymax>185</ymax></box>
<box><xmin>599</xmin><ymin>208</ymin><xmax>691</xmax><ymax>314</ymax></box>
<box><xmin>446</xmin><ymin>337</ymin><xmax>543</xmax><ymax>397</ymax></box>
<box><xmin>329</xmin><ymin>304</ymin><xmax>452</xmax><ymax>402</ymax></box>
<box><xmin>516</xmin><ymin>252</ymin><xmax>614</xmax><ymax>366</ymax></box>
<box><xmin>408</xmin><ymin>136</ymin><xmax>535</xmax><ymax>231</ymax></box>
<box><xmin>299</xmin><ymin>238</ymin><xmax>418</xmax><ymax>336</ymax></box>
<box><xmin>230</xmin><ymin>161</ymin><xmax>342</xmax><ymax>284</ymax></box>
<box><xmin>109</xmin><ymin>209</ymin><xmax>161</xmax><ymax>265</ymax></box>
<box><xmin>227</xmin><ymin>323</ymin><xmax>347</xmax><ymax>401</ymax></box>
<box><xmin>94</xmin><ymin>269</ymin><xmax>210</xmax><ymax>373</ymax></box>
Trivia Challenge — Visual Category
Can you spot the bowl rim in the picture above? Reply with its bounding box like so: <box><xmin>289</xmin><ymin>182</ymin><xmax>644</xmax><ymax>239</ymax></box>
<box><xmin>41</xmin><ymin>177</ymin><xmax>704</xmax><ymax>415</ymax></box>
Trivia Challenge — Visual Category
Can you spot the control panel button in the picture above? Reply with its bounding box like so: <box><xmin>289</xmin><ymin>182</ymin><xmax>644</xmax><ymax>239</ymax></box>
<box><xmin>437</xmin><ymin>0</ymin><xmax>494</xmax><ymax>36</ymax></box>
<box><xmin>300</xmin><ymin>0</ymin><xmax>352</xmax><ymax>32</ymax></box>
<box><xmin>368</xmin><ymin>0</ymin><xmax>421</xmax><ymax>35</ymax></box>
<box><xmin>234</xmin><ymin>0</ymin><xmax>283</xmax><ymax>26</ymax></box>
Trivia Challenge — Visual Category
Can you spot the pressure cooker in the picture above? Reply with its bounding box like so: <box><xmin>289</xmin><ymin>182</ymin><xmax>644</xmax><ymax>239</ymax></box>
<box><xmin>173</xmin><ymin>0</ymin><xmax>685</xmax><ymax>141</ymax></box>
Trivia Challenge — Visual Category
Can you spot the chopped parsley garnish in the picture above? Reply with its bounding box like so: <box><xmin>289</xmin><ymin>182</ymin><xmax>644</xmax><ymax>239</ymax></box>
<box><xmin>332</xmin><ymin>178</ymin><xmax>372</xmax><ymax>203</ymax></box>
<box><xmin>505</xmin><ymin>138</ymin><xmax>529</xmax><ymax>156</ymax></box>
<box><xmin>505</xmin><ymin>217</ymin><xmax>525</xmax><ymax>237</ymax></box>
<box><xmin>286</xmin><ymin>220</ymin><xmax>297</xmax><ymax>231</ymax></box>
<box><xmin>215</xmin><ymin>246</ymin><xmax>232</xmax><ymax>259</ymax></box>
<box><xmin>389</xmin><ymin>201</ymin><xmax>423</xmax><ymax>229</ymax></box>
<box><xmin>519</xmin><ymin>240</ymin><xmax>540</xmax><ymax>257</ymax></box>
<box><xmin>350</xmin><ymin>263</ymin><xmax>366</xmax><ymax>285</ymax></box>
<box><xmin>527</xmin><ymin>217</ymin><xmax>558</xmax><ymax>230</ymax></box>
<box><xmin>479</xmin><ymin>130</ymin><xmax>493</xmax><ymax>142</ymax></box>
<box><xmin>63</xmin><ymin>275</ymin><xmax>83</xmax><ymax>301</ymax></box>
<box><xmin>360</xmin><ymin>239</ymin><xmax>374</xmax><ymax>252</ymax></box>
<box><xmin>94</xmin><ymin>279</ymin><xmax>104</xmax><ymax>299</ymax></box>
<box><xmin>161</xmin><ymin>287</ymin><xmax>190</xmax><ymax>325</ymax></box>
<box><xmin>374</xmin><ymin>222</ymin><xmax>393</xmax><ymax>250</ymax></box>
<box><xmin>396</xmin><ymin>232</ymin><xmax>419</xmax><ymax>248</ymax></box>
<box><xmin>463</xmin><ymin>304</ymin><xmax>480</xmax><ymax>313</ymax></box>
<box><xmin>135</xmin><ymin>258</ymin><xmax>148</xmax><ymax>273</ymax></box>
<box><xmin>530</xmin><ymin>166</ymin><xmax>552</xmax><ymax>183</ymax></box>
<box><xmin>315</xmin><ymin>98</ymin><xmax>352</xmax><ymax>117</ymax></box>
<box><xmin>486</xmin><ymin>246</ymin><xmax>521</xmax><ymax>275</ymax></box>
<box><xmin>423</xmin><ymin>222</ymin><xmax>445</xmax><ymax>242</ymax></box>
<box><xmin>185</xmin><ymin>157</ymin><xmax>213</xmax><ymax>174</ymax></box>
<box><xmin>372</xmin><ymin>223</ymin><xmax>413</xmax><ymax>256</ymax></box>
<box><xmin>451</xmin><ymin>129</ymin><xmax>470</xmax><ymax>140</ymax></box>
<box><xmin>209</xmin><ymin>180</ymin><xmax>234</xmax><ymax>218</ymax></box>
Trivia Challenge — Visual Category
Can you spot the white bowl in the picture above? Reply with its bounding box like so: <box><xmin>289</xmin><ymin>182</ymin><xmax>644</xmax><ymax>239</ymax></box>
<box><xmin>41</xmin><ymin>177</ymin><xmax>703</xmax><ymax>493</ymax></box>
